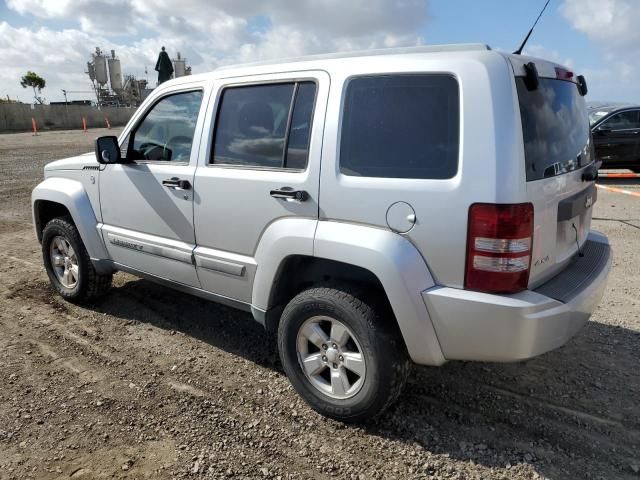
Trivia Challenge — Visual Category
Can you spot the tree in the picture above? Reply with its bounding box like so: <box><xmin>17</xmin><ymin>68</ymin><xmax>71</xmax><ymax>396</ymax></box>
<box><xmin>20</xmin><ymin>71</ymin><xmax>46</xmax><ymax>104</ymax></box>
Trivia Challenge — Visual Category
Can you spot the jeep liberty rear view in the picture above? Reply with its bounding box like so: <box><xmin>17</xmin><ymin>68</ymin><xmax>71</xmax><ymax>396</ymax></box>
<box><xmin>32</xmin><ymin>45</ymin><xmax>611</xmax><ymax>422</ymax></box>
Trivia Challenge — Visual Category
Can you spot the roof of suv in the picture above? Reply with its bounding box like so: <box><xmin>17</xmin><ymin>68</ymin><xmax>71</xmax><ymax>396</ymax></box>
<box><xmin>163</xmin><ymin>43</ymin><xmax>494</xmax><ymax>86</ymax></box>
<box><xmin>587</xmin><ymin>104</ymin><xmax>640</xmax><ymax>114</ymax></box>
<box><xmin>214</xmin><ymin>43</ymin><xmax>491</xmax><ymax>71</ymax></box>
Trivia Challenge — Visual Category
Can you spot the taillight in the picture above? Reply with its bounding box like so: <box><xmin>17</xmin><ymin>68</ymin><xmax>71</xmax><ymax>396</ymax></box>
<box><xmin>555</xmin><ymin>67</ymin><xmax>574</xmax><ymax>80</ymax></box>
<box><xmin>465</xmin><ymin>203</ymin><xmax>534</xmax><ymax>294</ymax></box>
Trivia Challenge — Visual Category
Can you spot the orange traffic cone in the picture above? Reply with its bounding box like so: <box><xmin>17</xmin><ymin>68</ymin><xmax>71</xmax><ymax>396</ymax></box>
<box><xmin>31</xmin><ymin>117</ymin><xmax>38</xmax><ymax>136</ymax></box>
<box><xmin>82</xmin><ymin>116</ymin><xmax>88</xmax><ymax>132</ymax></box>
<box><xmin>105</xmin><ymin>117</ymin><xmax>111</xmax><ymax>129</ymax></box>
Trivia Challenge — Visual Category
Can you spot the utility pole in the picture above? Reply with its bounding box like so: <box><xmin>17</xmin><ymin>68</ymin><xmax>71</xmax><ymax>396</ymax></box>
<box><xmin>61</xmin><ymin>89</ymin><xmax>69</xmax><ymax>121</ymax></box>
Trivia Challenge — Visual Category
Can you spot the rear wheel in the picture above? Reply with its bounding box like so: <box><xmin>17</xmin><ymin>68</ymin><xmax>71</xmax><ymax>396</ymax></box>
<box><xmin>42</xmin><ymin>216</ymin><xmax>112</xmax><ymax>303</ymax></box>
<box><xmin>278</xmin><ymin>285</ymin><xmax>410</xmax><ymax>422</ymax></box>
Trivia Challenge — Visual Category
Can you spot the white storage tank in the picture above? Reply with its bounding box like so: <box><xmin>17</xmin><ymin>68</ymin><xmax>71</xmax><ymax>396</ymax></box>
<box><xmin>92</xmin><ymin>47</ymin><xmax>108</xmax><ymax>86</ymax></box>
<box><xmin>87</xmin><ymin>61</ymin><xmax>96</xmax><ymax>82</ymax></box>
<box><xmin>173</xmin><ymin>52</ymin><xmax>186</xmax><ymax>78</ymax></box>
<box><xmin>108</xmin><ymin>49</ymin><xmax>123</xmax><ymax>92</ymax></box>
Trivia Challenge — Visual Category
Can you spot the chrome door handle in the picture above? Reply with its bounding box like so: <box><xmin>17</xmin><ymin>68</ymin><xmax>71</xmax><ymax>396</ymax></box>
<box><xmin>270</xmin><ymin>187</ymin><xmax>308</xmax><ymax>202</ymax></box>
<box><xmin>162</xmin><ymin>177</ymin><xmax>191</xmax><ymax>190</ymax></box>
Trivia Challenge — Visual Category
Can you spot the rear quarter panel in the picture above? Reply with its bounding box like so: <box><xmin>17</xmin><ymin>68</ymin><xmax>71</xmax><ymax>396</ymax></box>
<box><xmin>319</xmin><ymin>51</ymin><xmax>527</xmax><ymax>288</ymax></box>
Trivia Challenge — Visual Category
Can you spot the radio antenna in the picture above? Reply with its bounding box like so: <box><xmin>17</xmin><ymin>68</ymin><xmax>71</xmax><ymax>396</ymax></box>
<box><xmin>513</xmin><ymin>0</ymin><xmax>551</xmax><ymax>55</ymax></box>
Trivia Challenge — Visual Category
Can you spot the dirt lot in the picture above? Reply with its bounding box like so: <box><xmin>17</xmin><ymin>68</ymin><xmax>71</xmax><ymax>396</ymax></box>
<box><xmin>0</xmin><ymin>129</ymin><xmax>638</xmax><ymax>480</ymax></box>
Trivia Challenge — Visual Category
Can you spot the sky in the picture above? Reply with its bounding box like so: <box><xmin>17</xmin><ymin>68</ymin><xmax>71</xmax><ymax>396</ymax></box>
<box><xmin>0</xmin><ymin>0</ymin><xmax>638</xmax><ymax>104</ymax></box>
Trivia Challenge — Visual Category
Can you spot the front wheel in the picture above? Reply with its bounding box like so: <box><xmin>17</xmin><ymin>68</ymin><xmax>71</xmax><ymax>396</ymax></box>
<box><xmin>42</xmin><ymin>216</ymin><xmax>112</xmax><ymax>303</ymax></box>
<box><xmin>278</xmin><ymin>285</ymin><xmax>410</xmax><ymax>422</ymax></box>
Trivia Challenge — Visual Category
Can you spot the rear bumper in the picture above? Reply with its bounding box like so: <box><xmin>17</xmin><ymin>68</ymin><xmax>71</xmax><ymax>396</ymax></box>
<box><xmin>422</xmin><ymin>231</ymin><xmax>611</xmax><ymax>362</ymax></box>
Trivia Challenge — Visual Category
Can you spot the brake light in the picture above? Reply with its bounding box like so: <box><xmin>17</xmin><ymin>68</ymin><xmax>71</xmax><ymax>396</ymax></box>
<box><xmin>465</xmin><ymin>203</ymin><xmax>534</xmax><ymax>294</ymax></box>
<box><xmin>555</xmin><ymin>67</ymin><xmax>574</xmax><ymax>80</ymax></box>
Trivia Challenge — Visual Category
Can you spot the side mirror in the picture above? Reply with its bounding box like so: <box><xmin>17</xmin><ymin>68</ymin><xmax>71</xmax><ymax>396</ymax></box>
<box><xmin>594</xmin><ymin>125</ymin><xmax>611</xmax><ymax>135</ymax></box>
<box><xmin>95</xmin><ymin>136</ymin><xmax>122</xmax><ymax>164</ymax></box>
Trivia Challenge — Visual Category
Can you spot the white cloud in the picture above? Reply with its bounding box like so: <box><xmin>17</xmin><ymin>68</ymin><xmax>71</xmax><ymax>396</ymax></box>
<box><xmin>561</xmin><ymin>0</ymin><xmax>639</xmax><ymax>102</ymax></box>
<box><xmin>523</xmin><ymin>44</ymin><xmax>575</xmax><ymax>69</ymax></box>
<box><xmin>561</xmin><ymin>0</ymin><xmax>640</xmax><ymax>51</ymax></box>
<box><xmin>1</xmin><ymin>0</ymin><xmax>428</xmax><ymax>102</ymax></box>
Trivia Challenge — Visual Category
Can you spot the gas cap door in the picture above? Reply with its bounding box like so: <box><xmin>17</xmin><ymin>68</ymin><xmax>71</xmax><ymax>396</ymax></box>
<box><xmin>386</xmin><ymin>201</ymin><xmax>416</xmax><ymax>233</ymax></box>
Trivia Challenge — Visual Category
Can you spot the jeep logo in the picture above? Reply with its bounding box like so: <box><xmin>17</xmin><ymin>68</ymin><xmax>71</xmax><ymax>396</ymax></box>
<box><xmin>585</xmin><ymin>195</ymin><xmax>593</xmax><ymax>209</ymax></box>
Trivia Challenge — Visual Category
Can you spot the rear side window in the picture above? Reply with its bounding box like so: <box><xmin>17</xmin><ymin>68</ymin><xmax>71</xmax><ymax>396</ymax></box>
<box><xmin>600</xmin><ymin>110</ymin><xmax>640</xmax><ymax>130</ymax></box>
<box><xmin>212</xmin><ymin>81</ymin><xmax>317</xmax><ymax>169</ymax></box>
<box><xmin>340</xmin><ymin>75</ymin><xmax>459</xmax><ymax>179</ymax></box>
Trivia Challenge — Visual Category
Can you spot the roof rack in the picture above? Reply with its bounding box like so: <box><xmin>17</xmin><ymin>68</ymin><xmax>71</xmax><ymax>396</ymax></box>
<box><xmin>215</xmin><ymin>43</ymin><xmax>492</xmax><ymax>71</ymax></box>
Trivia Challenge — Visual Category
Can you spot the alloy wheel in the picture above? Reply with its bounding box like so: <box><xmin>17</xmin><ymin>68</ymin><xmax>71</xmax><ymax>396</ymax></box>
<box><xmin>49</xmin><ymin>235</ymin><xmax>79</xmax><ymax>289</ymax></box>
<box><xmin>296</xmin><ymin>315</ymin><xmax>366</xmax><ymax>399</ymax></box>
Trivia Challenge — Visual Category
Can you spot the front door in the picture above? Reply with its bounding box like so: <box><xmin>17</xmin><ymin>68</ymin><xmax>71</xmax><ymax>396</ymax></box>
<box><xmin>594</xmin><ymin>109</ymin><xmax>640</xmax><ymax>167</ymax></box>
<box><xmin>192</xmin><ymin>72</ymin><xmax>329</xmax><ymax>303</ymax></box>
<box><xmin>100</xmin><ymin>86</ymin><xmax>207</xmax><ymax>287</ymax></box>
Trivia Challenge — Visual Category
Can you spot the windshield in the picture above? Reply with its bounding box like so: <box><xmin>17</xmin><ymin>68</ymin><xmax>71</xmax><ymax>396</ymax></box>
<box><xmin>588</xmin><ymin>110</ymin><xmax>609</xmax><ymax>126</ymax></box>
<box><xmin>516</xmin><ymin>77</ymin><xmax>592</xmax><ymax>181</ymax></box>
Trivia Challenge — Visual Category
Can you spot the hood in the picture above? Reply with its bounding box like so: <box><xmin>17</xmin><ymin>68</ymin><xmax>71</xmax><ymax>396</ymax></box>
<box><xmin>44</xmin><ymin>152</ymin><xmax>97</xmax><ymax>172</ymax></box>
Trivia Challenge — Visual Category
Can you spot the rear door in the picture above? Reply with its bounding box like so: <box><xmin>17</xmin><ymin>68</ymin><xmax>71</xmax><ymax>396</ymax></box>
<box><xmin>512</xmin><ymin>63</ymin><xmax>597</xmax><ymax>286</ymax></box>
<box><xmin>593</xmin><ymin>109</ymin><xmax>640</xmax><ymax>166</ymax></box>
<box><xmin>192</xmin><ymin>71</ymin><xmax>328</xmax><ymax>303</ymax></box>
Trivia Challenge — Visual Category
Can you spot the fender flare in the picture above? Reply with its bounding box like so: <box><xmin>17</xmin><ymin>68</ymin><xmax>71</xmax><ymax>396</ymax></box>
<box><xmin>32</xmin><ymin>177</ymin><xmax>110</xmax><ymax>264</ymax></box>
<box><xmin>252</xmin><ymin>217</ymin><xmax>317</xmax><ymax>310</ymax></box>
<box><xmin>252</xmin><ymin>219</ymin><xmax>445</xmax><ymax>366</ymax></box>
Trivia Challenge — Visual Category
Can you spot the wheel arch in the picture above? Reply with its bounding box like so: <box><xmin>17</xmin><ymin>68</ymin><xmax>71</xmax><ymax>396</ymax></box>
<box><xmin>252</xmin><ymin>220</ymin><xmax>445</xmax><ymax>366</ymax></box>
<box><xmin>32</xmin><ymin>177</ymin><xmax>111</xmax><ymax>267</ymax></box>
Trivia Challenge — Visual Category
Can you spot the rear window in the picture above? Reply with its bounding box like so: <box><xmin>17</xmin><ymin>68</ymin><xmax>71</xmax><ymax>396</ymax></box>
<box><xmin>340</xmin><ymin>74</ymin><xmax>459</xmax><ymax>179</ymax></box>
<box><xmin>212</xmin><ymin>81</ymin><xmax>317</xmax><ymax>169</ymax></box>
<box><xmin>516</xmin><ymin>78</ymin><xmax>592</xmax><ymax>181</ymax></box>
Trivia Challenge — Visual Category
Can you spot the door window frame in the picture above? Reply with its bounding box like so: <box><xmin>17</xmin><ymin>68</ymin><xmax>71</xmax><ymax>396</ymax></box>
<box><xmin>600</xmin><ymin>109</ymin><xmax>640</xmax><ymax>132</ymax></box>
<box><xmin>121</xmin><ymin>86</ymin><xmax>206</xmax><ymax>166</ymax></box>
<box><xmin>206</xmin><ymin>77</ymin><xmax>319</xmax><ymax>173</ymax></box>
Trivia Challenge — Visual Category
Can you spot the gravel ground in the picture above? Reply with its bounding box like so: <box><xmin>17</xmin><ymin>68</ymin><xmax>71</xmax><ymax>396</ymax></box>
<box><xmin>0</xmin><ymin>129</ymin><xmax>638</xmax><ymax>480</ymax></box>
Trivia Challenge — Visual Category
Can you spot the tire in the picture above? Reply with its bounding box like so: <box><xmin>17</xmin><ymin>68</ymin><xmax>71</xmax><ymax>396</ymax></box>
<box><xmin>42</xmin><ymin>216</ymin><xmax>112</xmax><ymax>303</ymax></box>
<box><xmin>278</xmin><ymin>285</ymin><xmax>411</xmax><ymax>422</ymax></box>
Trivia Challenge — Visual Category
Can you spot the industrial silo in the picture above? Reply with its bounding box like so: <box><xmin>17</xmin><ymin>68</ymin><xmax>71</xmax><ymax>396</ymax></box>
<box><xmin>108</xmin><ymin>49</ymin><xmax>123</xmax><ymax>92</ymax></box>
<box><xmin>173</xmin><ymin>52</ymin><xmax>186</xmax><ymax>78</ymax></box>
<box><xmin>87</xmin><ymin>62</ymin><xmax>96</xmax><ymax>82</ymax></box>
<box><xmin>92</xmin><ymin>47</ymin><xmax>108</xmax><ymax>87</ymax></box>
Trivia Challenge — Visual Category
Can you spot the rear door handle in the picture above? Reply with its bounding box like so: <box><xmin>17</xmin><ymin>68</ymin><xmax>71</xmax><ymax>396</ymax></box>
<box><xmin>270</xmin><ymin>187</ymin><xmax>308</xmax><ymax>202</ymax></box>
<box><xmin>162</xmin><ymin>177</ymin><xmax>191</xmax><ymax>190</ymax></box>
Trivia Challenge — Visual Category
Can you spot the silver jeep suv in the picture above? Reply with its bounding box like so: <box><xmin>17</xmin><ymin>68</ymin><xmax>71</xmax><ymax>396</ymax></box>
<box><xmin>32</xmin><ymin>44</ymin><xmax>611</xmax><ymax>422</ymax></box>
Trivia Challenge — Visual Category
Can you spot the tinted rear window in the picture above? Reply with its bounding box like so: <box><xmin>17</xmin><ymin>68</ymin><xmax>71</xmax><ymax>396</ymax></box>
<box><xmin>516</xmin><ymin>78</ymin><xmax>592</xmax><ymax>181</ymax></box>
<box><xmin>340</xmin><ymin>75</ymin><xmax>459</xmax><ymax>179</ymax></box>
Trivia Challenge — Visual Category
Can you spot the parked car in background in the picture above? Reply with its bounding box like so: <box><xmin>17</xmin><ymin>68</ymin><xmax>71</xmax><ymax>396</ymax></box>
<box><xmin>589</xmin><ymin>105</ymin><xmax>640</xmax><ymax>172</ymax></box>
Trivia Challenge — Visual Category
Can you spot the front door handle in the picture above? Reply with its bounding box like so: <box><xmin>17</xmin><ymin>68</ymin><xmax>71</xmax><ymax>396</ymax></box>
<box><xmin>162</xmin><ymin>177</ymin><xmax>191</xmax><ymax>190</ymax></box>
<box><xmin>270</xmin><ymin>187</ymin><xmax>308</xmax><ymax>202</ymax></box>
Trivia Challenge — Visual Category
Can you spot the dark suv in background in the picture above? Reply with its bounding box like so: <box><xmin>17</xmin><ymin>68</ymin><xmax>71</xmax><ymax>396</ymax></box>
<box><xmin>589</xmin><ymin>105</ymin><xmax>640</xmax><ymax>172</ymax></box>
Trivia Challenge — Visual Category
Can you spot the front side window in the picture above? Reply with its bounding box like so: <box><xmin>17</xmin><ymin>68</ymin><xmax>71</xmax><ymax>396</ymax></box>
<box><xmin>129</xmin><ymin>90</ymin><xmax>203</xmax><ymax>162</ymax></box>
<box><xmin>212</xmin><ymin>81</ymin><xmax>317</xmax><ymax>169</ymax></box>
<box><xmin>340</xmin><ymin>74</ymin><xmax>459</xmax><ymax>179</ymax></box>
<box><xmin>600</xmin><ymin>110</ymin><xmax>640</xmax><ymax>130</ymax></box>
